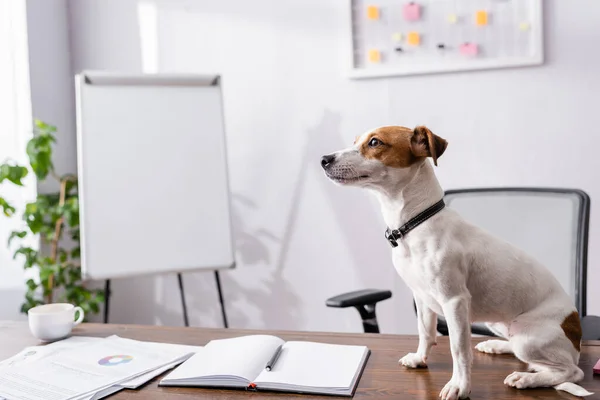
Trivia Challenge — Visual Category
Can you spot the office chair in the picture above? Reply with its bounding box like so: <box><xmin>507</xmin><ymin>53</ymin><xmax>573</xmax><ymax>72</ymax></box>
<box><xmin>326</xmin><ymin>188</ymin><xmax>600</xmax><ymax>339</ymax></box>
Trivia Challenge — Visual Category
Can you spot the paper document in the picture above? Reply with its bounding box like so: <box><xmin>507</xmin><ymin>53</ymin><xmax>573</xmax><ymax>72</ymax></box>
<box><xmin>0</xmin><ymin>336</ymin><xmax>103</xmax><ymax>368</ymax></box>
<box><xmin>0</xmin><ymin>336</ymin><xmax>198</xmax><ymax>400</ymax></box>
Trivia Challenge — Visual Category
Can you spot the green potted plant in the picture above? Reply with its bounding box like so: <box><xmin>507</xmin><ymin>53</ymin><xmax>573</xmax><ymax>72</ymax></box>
<box><xmin>0</xmin><ymin>119</ymin><xmax>104</xmax><ymax>317</ymax></box>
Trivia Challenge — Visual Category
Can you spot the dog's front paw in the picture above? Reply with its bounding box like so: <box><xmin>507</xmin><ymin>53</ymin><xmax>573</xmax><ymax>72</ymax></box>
<box><xmin>439</xmin><ymin>379</ymin><xmax>471</xmax><ymax>400</ymax></box>
<box><xmin>399</xmin><ymin>352</ymin><xmax>427</xmax><ymax>368</ymax></box>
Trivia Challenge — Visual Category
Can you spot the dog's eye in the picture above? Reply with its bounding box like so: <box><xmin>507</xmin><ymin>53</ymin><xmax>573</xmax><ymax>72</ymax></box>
<box><xmin>368</xmin><ymin>138</ymin><xmax>381</xmax><ymax>147</ymax></box>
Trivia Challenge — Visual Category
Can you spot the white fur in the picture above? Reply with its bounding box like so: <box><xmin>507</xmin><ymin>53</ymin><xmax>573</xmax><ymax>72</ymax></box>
<box><xmin>323</xmin><ymin>129</ymin><xmax>592</xmax><ymax>399</ymax></box>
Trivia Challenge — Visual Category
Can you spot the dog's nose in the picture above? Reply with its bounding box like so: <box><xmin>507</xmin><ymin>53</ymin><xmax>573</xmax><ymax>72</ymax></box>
<box><xmin>321</xmin><ymin>154</ymin><xmax>336</xmax><ymax>169</ymax></box>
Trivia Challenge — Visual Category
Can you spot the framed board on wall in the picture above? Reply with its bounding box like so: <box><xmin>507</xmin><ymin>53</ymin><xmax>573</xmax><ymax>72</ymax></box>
<box><xmin>347</xmin><ymin>0</ymin><xmax>543</xmax><ymax>79</ymax></box>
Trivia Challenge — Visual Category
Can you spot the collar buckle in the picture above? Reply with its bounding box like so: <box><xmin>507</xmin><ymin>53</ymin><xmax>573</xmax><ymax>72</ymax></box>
<box><xmin>385</xmin><ymin>229</ymin><xmax>400</xmax><ymax>248</ymax></box>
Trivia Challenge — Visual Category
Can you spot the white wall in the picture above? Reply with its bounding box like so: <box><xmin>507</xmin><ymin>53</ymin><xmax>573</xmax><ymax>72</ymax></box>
<box><xmin>0</xmin><ymin>0</ymin><xmax>34</xmax><ymax>321</ymax></box>
<box><xmin>59</xmin><ymin>0</ymin><xmax>599</xmax><ymax>333</ymax></box>
<box><xmin>27</xmin><ymin>0</ymin><xmax>76</xmax><ymax>193</ymax></box>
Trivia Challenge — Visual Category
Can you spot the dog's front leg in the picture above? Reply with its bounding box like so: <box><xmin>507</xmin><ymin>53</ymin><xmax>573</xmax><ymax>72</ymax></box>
<box><xmin>439</xmin><ymin>295</ymin><xmax>472</xmax><ymax>400</ymax></box>
<box><xmin>399</xmin><ymin>296</ymin><xmax>437</xmax><ymax>368</ymax></box>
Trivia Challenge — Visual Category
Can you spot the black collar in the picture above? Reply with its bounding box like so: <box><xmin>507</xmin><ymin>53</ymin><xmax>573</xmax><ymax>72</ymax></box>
<box><xmin>385</xmin><ymin>199</ymin><xmax>445</xmax><ymax>248</ymax></box>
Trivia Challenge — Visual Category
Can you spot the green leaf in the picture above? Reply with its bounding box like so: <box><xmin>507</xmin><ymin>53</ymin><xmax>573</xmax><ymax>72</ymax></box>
<box><xmin>26</xmin><ymin>131</ymin><xmax>56</xmax><ymax>180</ymax></box>
<box><xmin>0</xmin><ymin>164</ymin><xmax>28</xmax><ymax>186</ymax></box>
<box><xmin>89</xmin><ymin>301</ymin><xmax>100</xmax><ymax>314</ymax></box>
<box><xmin>25</xmin><ymin>278</ymin><xmax>37</xmax><ymax>291</ymax></box>
<box><xmin>38</xmin><ymin>192</ymin><xmax>60</xmax><ymax>205</ymax></box>
<box><xmin>39</xmin><ymin>265</ymin><xmax>55</xmax><ymax>296</ymax></box>
<box><xmin>67</xmin><ymin>265</ymin><xmax>81</xmax><ymax>282</ymax></box>
<box><xmin>62</xmin><ymin>196</ymin><xmax>79</xmax><ymax>227</ymax></box>
<box><xmin>23</xmin><ymin>195</ymin><xmax>57</xmax><ymax>234</ymax></box>
<box><xmin>34</xmin><ymin>119</ymin><xmax>57</xmax><ymax>133</ymax></box>
<box><xmin>20</xmin><ymin>291</ymin><xmax>44</xmax><ymax>314</ymax></box>
<box><xmin>70</xmin><ymin>246</ymin><xmax>81</xmax><ymax>259</ymax></box>
<box><xmin>37</xmin><ymin>256</ymin><xmax>54</xmax><ymax>267</ymax></box>
<box><xmin>52</xmin><ymin>263</ymin><xmax>68</xmax><ymax>286</ymax></box>
<box><xmin>13</xmin><ymin>247</ymin><xmax>38</xmax><ymax>269</ymax></box>
<box><xmin>29</xmin><ymin>151</ymin><xmax>52</xmax><ymax>180</ymax></box>
<box><xmin>0</xmin><ymin>197</ymin><xmax>16</xmax><ymax>217</ymax></box>
<box><xmin>7</xmin><ymin>230</ymin><xmax>27</xmax><ymax>246</ymax></box>
<box><xmin>58</xmin><ymin>248</ymin><xmax>68</xmax><ymax>263</ymax></box>
<box><xmin>24</xmin><ymin>211</ymin><xmax>43</xmax><ymax>234</ymax></box>
<box><xmin>24</xmin><ymin>201</ymin><xmax>37</xmax><ymax>214</ymax></box>
<box><xmin>70</xmin><ymin>228</ymin><xmax>80</xmax><ymax>242</ymax></box>
<box><xmin>39</xmin><ymin>225</ymin><xmax>54</xmax><ymax>241</ymax></box>
<box><xmin>65</xmin><ymin>179</ymin><xmax>78</xmax><ymax>196</ymax></box>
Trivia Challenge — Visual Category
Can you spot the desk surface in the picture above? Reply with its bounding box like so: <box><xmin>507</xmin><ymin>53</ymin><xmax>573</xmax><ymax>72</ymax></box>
<box><xmin>1</xmin><ymin>321</ymin><xmax>599</xmax><ymax>399</ymax></box>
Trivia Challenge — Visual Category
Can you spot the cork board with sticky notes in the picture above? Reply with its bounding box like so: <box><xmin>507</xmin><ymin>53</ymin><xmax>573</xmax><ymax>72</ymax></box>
<box><xmin>347</xmin><ymin>0</ymin><xmax>543</xmax><ymax>79</ymax></box>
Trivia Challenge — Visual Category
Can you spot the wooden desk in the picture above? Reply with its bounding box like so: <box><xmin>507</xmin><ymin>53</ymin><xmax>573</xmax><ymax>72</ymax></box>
<box><xmin>1</xmin><ymin>321</ymin><xmax>599</xmax><ymax>399</ymax></box>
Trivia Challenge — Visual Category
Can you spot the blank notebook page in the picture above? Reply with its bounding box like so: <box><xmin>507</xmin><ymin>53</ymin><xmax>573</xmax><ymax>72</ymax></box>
<box><xmin>164</xmin><ymin>335</ymin><xmax>283</xmax><ymax>383</ymax></box>
<box><xmin>254</xmin><ymin>341</ymin><xmax>367</xmax><ymax>388</ymax></box>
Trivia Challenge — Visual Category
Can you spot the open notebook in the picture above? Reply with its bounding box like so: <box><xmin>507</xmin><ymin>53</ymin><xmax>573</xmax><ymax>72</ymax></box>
<box><xmin>160</xmin><ymin>335</ymin><xmax>370</xmax><ymax>396</ymax></box>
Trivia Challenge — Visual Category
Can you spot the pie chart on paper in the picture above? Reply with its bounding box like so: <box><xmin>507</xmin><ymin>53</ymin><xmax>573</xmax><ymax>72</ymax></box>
<box><xmin>97</xmin><ymin>355</ymin><xmax>133</xmax><ymax>366</ymax></box>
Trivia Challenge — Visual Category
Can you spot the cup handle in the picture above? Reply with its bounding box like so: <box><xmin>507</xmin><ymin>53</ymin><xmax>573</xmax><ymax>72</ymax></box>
<box><xmin>73</xmin><ymin>306</ymin><xmax>85</xmax><ymax>326</ymax></box>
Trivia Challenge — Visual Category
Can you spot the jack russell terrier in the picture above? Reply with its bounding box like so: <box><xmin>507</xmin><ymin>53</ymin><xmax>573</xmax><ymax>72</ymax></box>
<box><xmin>321</xmin><ymin>126</ymin><xmax>592</xmax><ymax>399</ymax></box>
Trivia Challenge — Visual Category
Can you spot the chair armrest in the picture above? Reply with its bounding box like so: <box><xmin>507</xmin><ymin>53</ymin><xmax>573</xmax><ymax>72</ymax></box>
<box><xmin>582</xmin><ymin>315</ymin><xmax>600</xmax><ymax>340</ymax></box>
<box><xmin>326</xmin><ymin>289</ymin><xmax>392</xmax><ymax>308</ymax></box>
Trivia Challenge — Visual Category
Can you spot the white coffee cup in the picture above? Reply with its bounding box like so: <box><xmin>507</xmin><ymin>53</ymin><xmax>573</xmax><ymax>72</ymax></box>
<box><xmin>28</xmin><ymin>303</ymin><xmax>84</xmax><ymax>342</ymax></box>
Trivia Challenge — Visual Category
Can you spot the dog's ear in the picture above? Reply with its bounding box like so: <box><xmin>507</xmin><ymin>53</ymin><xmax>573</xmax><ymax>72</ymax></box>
<box><xmin>410</xmin><ymin>126</ymin><xmax>448</xmax><ymax>166</ymax></box>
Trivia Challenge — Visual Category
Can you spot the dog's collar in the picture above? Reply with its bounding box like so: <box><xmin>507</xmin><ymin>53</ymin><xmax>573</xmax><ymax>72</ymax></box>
<box><xmin>385</xmin><ymin>199</ymin><xmax>446</xmax><ymax>248</ymax></box>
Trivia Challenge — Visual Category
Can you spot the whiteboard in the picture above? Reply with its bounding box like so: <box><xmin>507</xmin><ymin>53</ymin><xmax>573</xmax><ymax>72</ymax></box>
<box><xmin>347</xmin><ymin>0</ymin><xmax>543</xmax><ymax>78</ymax></box>
<box><xmin>75</xmin><ymin>72</ymin><xmax>235</xmax><ymax>280</ymax></box>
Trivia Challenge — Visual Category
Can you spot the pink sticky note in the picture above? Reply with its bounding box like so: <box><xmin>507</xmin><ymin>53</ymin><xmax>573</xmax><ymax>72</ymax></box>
<box><xmin>403</xmin><ymin>3</ymin><xmax>421</xmax><ymax>21</ymax></box>
<box><xmin>460</xmin><ymin>43</ymin><xmax>478</xmax><ymax>56</ymax></box>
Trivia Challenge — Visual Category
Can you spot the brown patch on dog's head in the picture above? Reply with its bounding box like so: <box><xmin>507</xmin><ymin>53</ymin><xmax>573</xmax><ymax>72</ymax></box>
<box><xmin>560</xmin><ymin>311</ymin><xmax>582</xmax><ymax>352</ymax></box>
<box><xmin>358</xmin><ymin>126</ymin><xmax>448</xmax><ymax>167</ymax></box>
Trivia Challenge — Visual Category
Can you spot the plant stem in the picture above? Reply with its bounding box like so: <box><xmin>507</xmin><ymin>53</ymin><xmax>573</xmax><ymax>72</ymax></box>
<box><xmin>47</xmin><ymin>178</ymin><xmax>68</xmax><ymax>303</ymax></box>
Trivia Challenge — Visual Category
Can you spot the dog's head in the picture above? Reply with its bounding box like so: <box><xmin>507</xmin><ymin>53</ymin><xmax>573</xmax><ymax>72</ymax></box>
<box><xmin>321</xmin><ymin>125</ymin><xmax>447</xmax><ymax>188</ymax></box>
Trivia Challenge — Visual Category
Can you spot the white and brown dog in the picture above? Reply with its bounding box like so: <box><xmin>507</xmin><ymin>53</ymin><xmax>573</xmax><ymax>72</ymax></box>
<box><xmin>321</xmin><ymin>125</ymin><xmax>592</xmax><ymax>399</ymax></box>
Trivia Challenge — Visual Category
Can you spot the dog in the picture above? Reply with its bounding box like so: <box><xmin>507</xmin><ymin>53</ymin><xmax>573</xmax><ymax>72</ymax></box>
<box><xmin>321</xmin><ymin>125</ymin><xmax>592</xmax><ymax>400</ymax></box>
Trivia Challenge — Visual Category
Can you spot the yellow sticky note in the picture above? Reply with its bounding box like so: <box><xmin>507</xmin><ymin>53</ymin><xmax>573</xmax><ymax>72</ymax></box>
<box><xmin>407</xmin><ymin>32</ymin><xmax>420</xmax><ymax>46</ymax></box>
<box><xmin>392</xmin><ymin>32</ymin><xmax>403</xmax><ymax>42</ymax></box>
<box><xmin>447</xmin><ymin>13</ymin><xmax>457</xmax><ymax>24</ymax></box>
<box><xmin>368</xmin><ymin>49</ymin><xmax>381</xmax><ymax>63</ymax></box>
<box><xmin>519</xmin><ymin>22</ymin><xmax>530</xmax><ymax>31</ymax></box>
<box><xmin>476</xmin><ymin>10</ymin><xmax>488</xmax><ymax>26</ymax></box>
<box><xmin>366</xmin><ymin>5</ymin><xmax>379</xmax><ymax>20</ymax></box>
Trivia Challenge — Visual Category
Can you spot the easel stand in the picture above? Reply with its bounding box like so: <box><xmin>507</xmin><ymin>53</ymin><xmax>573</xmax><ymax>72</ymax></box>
<box><xmin>103</xmin><ymin>271</ymin><xmax>229</xmax><ymax>328</ymax></box>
